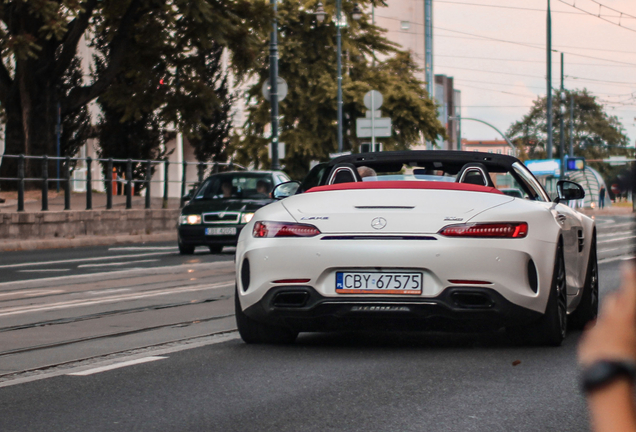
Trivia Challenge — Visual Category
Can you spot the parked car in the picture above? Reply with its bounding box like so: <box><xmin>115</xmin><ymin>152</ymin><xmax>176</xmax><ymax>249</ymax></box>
<box><xmin>234</xmin><ymin>151</ymin><xmax>597</xmax><ymax>346</ymax></box>
<box><xmin>178</xmin><ymin>171</ymin><xmax>290</xmax><ymax>254</ymax></box>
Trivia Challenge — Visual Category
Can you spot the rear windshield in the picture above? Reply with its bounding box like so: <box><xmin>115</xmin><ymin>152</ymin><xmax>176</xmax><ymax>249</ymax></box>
<box><xmin>194</xmin><ymin>173</ymin><xmax>274</xmax><ymax>200</ymax></box>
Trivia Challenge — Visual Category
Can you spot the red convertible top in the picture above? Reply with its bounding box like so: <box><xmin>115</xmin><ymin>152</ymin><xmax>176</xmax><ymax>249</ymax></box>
<box><xmin>307</xmin><ymin>181</ymin><xmax>504</xmax><ymax>194</ymax></box>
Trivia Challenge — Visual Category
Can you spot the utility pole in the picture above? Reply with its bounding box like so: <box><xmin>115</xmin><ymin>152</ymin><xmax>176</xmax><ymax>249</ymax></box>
<box><xmin>269</xmin><ymin>0</ymin><xmax>280</xmax><ymax>170</ymax></box>
<box><xmin>336</xmin><ymin>0</ymin><xmax>343</xmax><ymax>153</ymax></box>
<box><xmin>559</xmin><ymin>53</ymin><xmax>565</xmax><ymax>178</ymax></box>
<box><xmin>424</xmin><ymin>0</ymin><xmax>433</xmax><ymax>150</ymax></box>
<box><xmin>569</xmin><ymin>95</ymin><xmax>574</xmax><ymax>157</ymax></box>
<box><xmin>546</xmin><ymin>0</ymin><xmax>553</xmax><ymax>159</ymax></box>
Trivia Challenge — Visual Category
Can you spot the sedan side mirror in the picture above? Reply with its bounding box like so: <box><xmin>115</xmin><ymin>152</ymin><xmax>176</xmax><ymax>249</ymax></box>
<box><xmin>272</xmin><ymin>181</ymin><xmax>301</xmax><ymax>200</ymax></box>
<box><xmin>555</xmin><ymin>180</ymin><xmax>585</xmax><ymax>203</ymax></box>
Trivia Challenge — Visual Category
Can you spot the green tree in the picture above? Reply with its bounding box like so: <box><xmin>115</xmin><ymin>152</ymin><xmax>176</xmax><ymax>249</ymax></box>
<box><xmin>507</xmin><ymin>89</ymin><xmax>632</xmax><ymax>181</ymax></box>
<box><xmin>0</xmin><ymin>0</ymin><xmax>270</xmax><ymax>187</ymax></box>
<box><xmin>233</xmin><ymin>0</ymin><xmax>445</xmax><ymax>179</ymax></box>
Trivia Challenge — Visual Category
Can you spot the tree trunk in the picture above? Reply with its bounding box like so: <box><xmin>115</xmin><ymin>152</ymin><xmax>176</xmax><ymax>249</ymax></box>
<box><xmin>0</xmin><ymin>74</ymin><xmax>58</xmax><ymax>191</ymax></box>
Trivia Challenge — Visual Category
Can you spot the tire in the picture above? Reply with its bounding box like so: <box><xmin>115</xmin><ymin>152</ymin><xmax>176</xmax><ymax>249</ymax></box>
<box><xmin>531</xmin><ymin>242</ymin><xmax>568</xmax><ymax>346</ymax></box>
<box><xmin>234</xmin><ymin>287</ymin><xmax>298</xmax><ymax>344</ymax></box>
<box><xmin>569</xmin><ymin>236</ymin><xmax>598</xmax><ymax>330</ymax></box>
<box><xmin>178</xmin><ymin>241</ymin><xmax>195</xmax><ymax>255</ymax></box>
<box><xmin>512</xmin><ymin>243</ymin><xmax>567</xmax><ymax>346</ymax></box>
<box><xmin>208</xmin><ymin>245</ymin><xmax>224</xmax><ymax>254</ymax></box>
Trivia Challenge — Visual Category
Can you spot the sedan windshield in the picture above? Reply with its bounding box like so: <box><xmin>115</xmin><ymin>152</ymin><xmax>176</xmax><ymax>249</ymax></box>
<box><xmin>194</xmin><ymin>173</ymin><xmax>274</xmax><ymax>200</ymax></box>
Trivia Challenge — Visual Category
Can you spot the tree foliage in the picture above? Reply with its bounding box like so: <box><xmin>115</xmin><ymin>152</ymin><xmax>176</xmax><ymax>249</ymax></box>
<box><xmin>0</xmin><ymin>0</ymin><xmax>271</xmax><ymax>187</ymax></box>
<box><xmin>507</xmin><ymin>89</ymin><xmax>632</xmax><ymax>181</ymax></box>
<box><xmin>233</xmin><ymin>0</ymin><xmax>445</xmax><ymax>179</ymax></box>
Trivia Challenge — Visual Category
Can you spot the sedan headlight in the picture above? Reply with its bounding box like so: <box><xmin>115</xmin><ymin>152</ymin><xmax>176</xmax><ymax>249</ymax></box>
<box><xmin>241</xmin><ymin>213</ymin><xmax>255</xmax><ymax>224</ymax></box>
<box><xmin>179</xmin><ymin>214</ymin><xmax>202</xmax><ymax>225</ymax></box>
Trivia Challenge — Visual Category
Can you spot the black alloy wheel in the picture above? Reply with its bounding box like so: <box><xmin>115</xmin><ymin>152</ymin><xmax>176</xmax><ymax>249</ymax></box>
<box><xmin>513</xmin><ymin>242</ymin><xmax>567</xmax><ymax>346</ymax></box>
<box><xmin>569</xmin><ymin>237</ymin><xmax>599</xmax><ymax>329</ymax></box>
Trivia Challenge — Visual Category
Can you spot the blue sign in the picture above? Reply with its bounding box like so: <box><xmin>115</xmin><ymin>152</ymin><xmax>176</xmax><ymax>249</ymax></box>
<box><xmin>566</xmin><ymin>157</ymin><xmax>585</xmax><ymax>171</ymax></box>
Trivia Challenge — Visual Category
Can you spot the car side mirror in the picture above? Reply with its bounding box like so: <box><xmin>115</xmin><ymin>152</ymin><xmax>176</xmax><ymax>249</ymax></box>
<box><xmin>272</xmin><ymin>181</ymin><xmax>301</xmax><ymax>200</ymax></box>
<box><xmin>555</xmin><ymin>180</ymin><xmax>585</xmax><ymax>203</ymax></box>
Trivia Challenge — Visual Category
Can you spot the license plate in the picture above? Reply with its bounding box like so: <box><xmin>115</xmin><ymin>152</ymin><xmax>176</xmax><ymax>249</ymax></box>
<box><xmin>336</xmin><ymin>272</ymin><xmax>422</xmax><ymax>295</ymax></box>
<box><xmin>205</xmin><ymin>227</ymin><xmax>237</xmax><ymax>236</ymax></box>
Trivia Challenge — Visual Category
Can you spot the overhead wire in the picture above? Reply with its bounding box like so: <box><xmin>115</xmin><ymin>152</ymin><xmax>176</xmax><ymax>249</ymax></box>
<box><xmin>556</xmin><ymin>0</ymin><xmax>636</xmax><ymax>33</ymax></box>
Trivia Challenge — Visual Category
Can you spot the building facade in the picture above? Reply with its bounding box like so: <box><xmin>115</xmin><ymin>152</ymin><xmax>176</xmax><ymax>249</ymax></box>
<box><xmin>462</xmin><ymin>139</ymin><xmax>515</xmax><ymax>156</ymax></box>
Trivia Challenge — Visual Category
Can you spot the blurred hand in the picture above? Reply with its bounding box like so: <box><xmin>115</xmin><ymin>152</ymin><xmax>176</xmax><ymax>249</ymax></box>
<box><xmin>579</xmin><ymin>262</ymin><xmax>636</xmax><ymax>367</ymax></box>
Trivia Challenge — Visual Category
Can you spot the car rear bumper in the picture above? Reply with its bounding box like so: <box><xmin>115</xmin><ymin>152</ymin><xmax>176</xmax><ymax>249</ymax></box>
<box><xmin>242</xmin><ymin>285</ymin><xmax>543</xmax><ymax>332</ymax></box>
<box><xmin>178</xmin><ymin>225</ymin><xmax>244</xmax><ymax>246</ymax></box>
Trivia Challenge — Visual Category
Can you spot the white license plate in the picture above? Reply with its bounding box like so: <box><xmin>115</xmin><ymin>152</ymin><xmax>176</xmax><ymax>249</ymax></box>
<box><xmin>336</xmin><ymin>272</ymin><xmax>422</xmax><ymax>295</ymax></box>
<box><xmin>205</xmin><ymin>227</ymin><xmax>237</xmax><ymax>236</ymax></box>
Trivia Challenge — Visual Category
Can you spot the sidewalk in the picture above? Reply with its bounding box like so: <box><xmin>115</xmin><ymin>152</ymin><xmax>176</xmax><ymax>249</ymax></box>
<box><xmin>0</xmin><ymin>190</ymin><xmax>182</xmax><ymax>212</ymax></box>
<box><xmin>0</xmin><ymin>191</ymin><xmax>181</xmax><ymax>251</ymax></box>
<box><xmin>578</xmin><ymin>203</ymin><xmax>633</xmax><ymax>217</ymax></box>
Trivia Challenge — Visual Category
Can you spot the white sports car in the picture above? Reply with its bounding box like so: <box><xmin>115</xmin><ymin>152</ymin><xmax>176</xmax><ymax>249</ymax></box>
<box><xmin>234</xmin><ymin>151</ymin><xmax>597</xmax><ymax>346</ymax></box>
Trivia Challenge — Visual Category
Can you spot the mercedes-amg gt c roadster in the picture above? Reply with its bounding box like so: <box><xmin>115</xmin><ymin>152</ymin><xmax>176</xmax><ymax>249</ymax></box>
<box><xmin>235</xmin><ymin>151</ymin><xmax>597</xmax><ymax>346</ymax></box>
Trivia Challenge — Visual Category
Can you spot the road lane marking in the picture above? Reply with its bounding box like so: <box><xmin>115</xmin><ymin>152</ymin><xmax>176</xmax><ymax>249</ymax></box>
<box><xmin>67</xmin><ymin>356</ymin><xmax>167</xmax><ymax>376</ymax></box>
<box><xmin>78</xmin><ymin>259</ymin><xmax>160</xmax><ymax>268</ymax></box>
<box><xmin>0</xmin><ymin>261</ymin><xmax>235</xmax><ymax>289</ymax></box>
<box><xmin>0</xmin><ymin>251</ymin><xmax>175</xmax><ymax>269</ymax></box>
<box><xmin>0</xmin><ymin>289</ymin><xmax>64</xmax><ymax>298</ymax></box>
<box><xmin>598</xmin><ymin>235</ymin><xmax>636</xmax><ymax>245</ymax></box>
<box><xmin>0</xmin><ymin>281</ymin><xmax>234</xmax><ymax>317</ymax></box>
<box><xmin>599</xmin><ymin>255</ymin><xmax>635</xmax><ymax>264</ymax></box>
<box><xmin>109</xmin><ymin>247</ymin><xmax>178</xmax><ymax>251</ymax></box>
<box><xmin>16</xmin><ymin>269</ymin><xmax>70</xmax><ymax>273</ymax></box>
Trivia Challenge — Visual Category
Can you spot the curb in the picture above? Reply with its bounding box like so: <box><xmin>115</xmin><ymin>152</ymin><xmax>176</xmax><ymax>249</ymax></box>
<box><xmin>0</xmin><ymin>232</ymin><xmax>177</xmax><ymax>252</ymax></box>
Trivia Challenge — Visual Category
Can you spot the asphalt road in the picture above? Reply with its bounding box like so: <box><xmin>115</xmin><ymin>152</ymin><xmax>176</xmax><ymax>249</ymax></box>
<box><xmin>0</xmin><ymin>215</ymin><xmax>631</xmax><ymax>431</ymax></box>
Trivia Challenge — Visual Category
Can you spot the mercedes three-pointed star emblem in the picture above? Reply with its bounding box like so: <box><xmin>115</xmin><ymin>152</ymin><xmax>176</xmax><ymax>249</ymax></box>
<box><xmin>371</xmin><ymin>217</ymin><xmax>387</xmax><ymax>230</ymax></box>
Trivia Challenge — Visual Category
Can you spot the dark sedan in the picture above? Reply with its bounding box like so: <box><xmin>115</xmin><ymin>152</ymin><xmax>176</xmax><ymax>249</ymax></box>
<box><xmin>178</xmin><ymin>171</ymin><xmax>290</xmax><ymax>254</ymax></box>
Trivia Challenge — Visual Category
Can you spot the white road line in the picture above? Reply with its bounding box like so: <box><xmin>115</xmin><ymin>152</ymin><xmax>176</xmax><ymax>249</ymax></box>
<box><xmin>78</xmin><ymin>259</ymin><xmax>160</xmax><ymax>268</ymax></box>
<box><xmin>0</xmin><ymin>289</ymin><xmax>64</xmax><ymax>298</ymax></box>
<box><xmin>0</xmin><ymin>261</ymin><xmax>234</xmax><ymax>289</ymax></box>
<box><xmin>599</xmin><ymin>255</ymin><xmax>635</xmax><ymax>264</ymax></box>
<box><xmin>0</xmin><ymin>251</ymin><xmax>174</xmax><ymax>269</ymax></box>
<box><xmin>0</xmin><ymin>281</ymin><xmax>234</xmax><ymax>317</ymax></box>
<box><xmin>109</xmin><ymin>247</ymin><xmax>179</xmax><ymax>251</ymax></box>
<box><xmin>600</xmin><ymin>245</ymin><xmax>633</xmax><ymax>254</ymax></box>
<box><xmin>16</xmin><ymin>269</ymin><xmax>71</xmax><ymax>273</ymax></box>
<box><xmin>67</xmin><ymin>356</ymin><xmax>167</xmax><ymax>376</ymax></box>
<box><xmin>598</xmin><ymin>235</ymin><xmax>636</xmax><ymax>245</ymax></box>
<box><xmin>598</xmin><ymin>231</ymin><xmax>634</xmax><ymax>239</ymax></box>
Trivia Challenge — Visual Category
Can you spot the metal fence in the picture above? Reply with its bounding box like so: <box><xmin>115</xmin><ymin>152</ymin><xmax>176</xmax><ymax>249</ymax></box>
<box><xmin>0</xmin><ymin>154</ymin><xmax>244</xmax><ymax>212</ymax></box>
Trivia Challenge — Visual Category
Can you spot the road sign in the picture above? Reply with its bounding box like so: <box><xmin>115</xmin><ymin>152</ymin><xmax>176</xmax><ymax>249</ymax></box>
<box><xmin>268</xmin><ymin>142</ymin><xmax>285</xmax><ymax>160</ymax></box>
<box><xmin>607</xmin><ymin>155</ymin><xmax>628</xmax><ymax>166</ymax></box>
<box><xmin>566</xmin><ymin>157</ymin><xmax>585</xmax><ymax>171</ymax></box>
<box><xmin>262</xmin><ymin>77</ymin><xmax>288</xmax><ymax>102</ymax></box>
<box><xmin>356</xmin><ymin>118</ymin><xmax>392</xmax><ymax>138</ymax></box>
<box><xmin>363</xmin><ymin>90</ymin><xmax>383</xmax><ymax>110</ymax></box>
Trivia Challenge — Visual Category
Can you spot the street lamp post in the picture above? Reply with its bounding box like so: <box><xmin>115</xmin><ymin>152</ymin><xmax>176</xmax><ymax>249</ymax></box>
<box><xmin>314</xmin><ymin>2</ymin><xmax>361</xmax><ymax>154</ymax></box>
<box><xmin>449</xmin><ymin>116</ymin><xmax>516</xmax><ymax>156</ymax></box>
<box><xmin>269</xmin><ymin>0</ymin><xmax>280</xmax><ymax>170</ymax></box>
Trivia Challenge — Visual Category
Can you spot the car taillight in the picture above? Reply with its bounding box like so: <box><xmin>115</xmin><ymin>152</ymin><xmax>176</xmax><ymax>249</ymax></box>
<box><xmin>252</xmin><ymin>221</ymin><xmax>321</xmax><ymax>238</ymax></box>
<box><xmin>439</xmin><ymin>222</ymin><xmax>528</xmax><ymax>238</ymax></box>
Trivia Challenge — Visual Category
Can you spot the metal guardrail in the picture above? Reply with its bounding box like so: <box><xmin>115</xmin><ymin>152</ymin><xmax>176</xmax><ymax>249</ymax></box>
<box><xmin>0</xmin><ymin>154</ymin><xmax>244</xmax><ymax>212</ymax></box>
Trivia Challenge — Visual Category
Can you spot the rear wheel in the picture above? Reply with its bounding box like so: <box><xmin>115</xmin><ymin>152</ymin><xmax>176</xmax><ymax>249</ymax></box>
<box><xmin>510</xmin><ymin>243</ymin><xmax>567</xmax><ymax>346</ymax></box>
<box><xmin>234</xmin><ymin>287</ymin><xmax>298</xmax><ymax>344</ymax></box>
<box><xmin>569</xmin><ymin>237</ymin><xmax>598</xmax><ymax>330</ymax></box>
<box><xmin>531</xmin><ymin>242</ymin><xmax>567</xmax><ymax>346</ymax></box>
<box><xmin>208</xmin><ymin>245</ymin><xmax>224</xmax><ymax>254</ymax></box>
<box><xmin>178</xmin><ymin>241</ymin><xmax>195</xmax><ymax>255</ymax></box>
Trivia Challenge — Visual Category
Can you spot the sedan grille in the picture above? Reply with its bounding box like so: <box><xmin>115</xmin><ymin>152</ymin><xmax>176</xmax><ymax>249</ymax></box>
<box><xmin>202</xmin><ymin>212</ymin><xmax>240</xmax><ymax>224</ymax></box>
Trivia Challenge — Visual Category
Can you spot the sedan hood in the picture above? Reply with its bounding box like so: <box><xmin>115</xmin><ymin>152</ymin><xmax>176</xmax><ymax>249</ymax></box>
<box><xmin>183</xmin><ymin>198</ymin><xmax>273</xmax><ymax>215</ymax></box>
<box><xmin>281</xmin><ymin>188</ymin><xmax>514</xmax><ymax>234</ymax></box>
